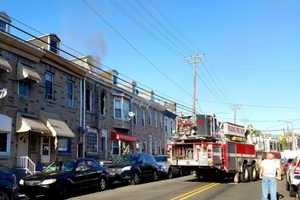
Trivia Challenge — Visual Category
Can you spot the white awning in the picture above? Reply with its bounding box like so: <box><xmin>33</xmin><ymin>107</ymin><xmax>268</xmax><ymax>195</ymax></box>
<box><xmin>0</xmin><ymin>57</ymin><xmax>12</xmax><ymax>73</ymax></box>
<box><xmin>16</xmin><ymin>116</ymin><xmax>51</xmax><ymax>136</ymax></box>
<box><xmin>17</xmin><ymin>63</ymin><xmax>41</xmax><ymax>83</ymax></box>
<box><xmin>0</xmin><ymin>114</ymin><xmax>12</xmax><ymax>132</ymax></box>
<box><xmin>46</xmin><ymin>118</ymin><xmax>76</xmax><ymax>138</ymax></box>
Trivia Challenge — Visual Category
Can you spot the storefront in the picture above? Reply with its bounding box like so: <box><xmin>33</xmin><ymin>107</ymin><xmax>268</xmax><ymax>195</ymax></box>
<box><xmin>111</xmin><ymin>131</ymin><xmax>137</xmax><ymax>156</ymax></box>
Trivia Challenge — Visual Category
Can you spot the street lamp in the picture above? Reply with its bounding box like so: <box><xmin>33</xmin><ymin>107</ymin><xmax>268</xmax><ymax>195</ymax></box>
<box><xmin>128</xmin><ymin>111</ymin><xmax>136</xmax><ymax>153</ymax></box>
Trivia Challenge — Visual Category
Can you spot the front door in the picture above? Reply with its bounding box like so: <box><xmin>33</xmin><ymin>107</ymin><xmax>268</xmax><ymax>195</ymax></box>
<box><xmin>41</xmin><ymin>137</ymin><xmax>50</xmax><ymax>163</ymax></box>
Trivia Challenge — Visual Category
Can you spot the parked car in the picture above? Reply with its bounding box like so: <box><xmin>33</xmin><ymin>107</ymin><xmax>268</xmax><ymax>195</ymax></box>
<box><xmin>19</xmin><ymin>158</ymin><xmax>108</xmax><ymax>199</ymax></box>
<box><xmin>106</xmin><ymin>153</ymin><xmax>164</xmax><ymax>185</ymax></box>
<box><xmin>154</xmin><ymin>155</ymin><xmax>170</xmax><ymax>178</ymax></box>
<box><xmin>0</xmin><ymin>167</ymin><xmax>17</xmax><ymax>200</ymax></box>
<box><xmin>286</xmin><ymin>156</ymin><xmax>300</xmax><ymax>197</ymax></box>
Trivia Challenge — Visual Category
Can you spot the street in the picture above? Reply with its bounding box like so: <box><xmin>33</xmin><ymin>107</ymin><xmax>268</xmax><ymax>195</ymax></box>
<box><xmin>67</xmin><ymin>175</ymin><xmax>292</xmax><ymax>200</ymax></box>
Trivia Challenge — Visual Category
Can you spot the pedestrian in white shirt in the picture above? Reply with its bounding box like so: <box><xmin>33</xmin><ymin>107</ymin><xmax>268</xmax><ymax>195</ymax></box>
<box><xmin>260</xmin><ymin>153</ymin><xmax>281</xmax><ymax>200</ymax></box>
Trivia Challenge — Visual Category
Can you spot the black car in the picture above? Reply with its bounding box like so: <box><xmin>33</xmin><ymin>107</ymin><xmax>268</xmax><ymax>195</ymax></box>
<box><xmin>0</xmin><ymin>167</ymin><xmax>17</xmax><ymax>200</ymax></box>
<box><xmin>106</xmin><ymin>153</ymin><xmax>164</xmax><ymax>185</ymax></box>
<box><xmin>19</xmin><ymin>158</ymin><xmax>108</xmax><ymax>199</ymax></box>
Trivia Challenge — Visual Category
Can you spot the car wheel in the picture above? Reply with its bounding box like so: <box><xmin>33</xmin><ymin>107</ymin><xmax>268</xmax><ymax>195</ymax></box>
<box><xmin>131</xmin><ymin>173</ymin><xmax>140</xmax><ymax>185</ymax></box>
<box><xmin>99</xmin><ymin>177</ymin><xmax>107</xmax><ymax>191</ymax></box>
<box><xmin>153</xmin><ymin>171</ymin><xmax>159</xmax><ymax>181</ymax></box>
<box><xmin>0</xmin><ymin>191</ymin><xmax>9</xmax><ymax>200</ymax></box>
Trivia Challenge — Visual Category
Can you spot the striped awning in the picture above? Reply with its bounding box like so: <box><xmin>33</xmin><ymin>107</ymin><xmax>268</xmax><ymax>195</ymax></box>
<box><xmin>0</xmin><ymin>57</ymin><xmax>12</xmax><ymax>73</ymax></box>
<box><xmin>16</xmin><ymin>116</ymin><xmax>52</xmax><ymax>136</ymax></box>
<box><xmin>46</xmin><ymin>118</ymin><xmax>76</xmax><ymax>138</ymax></box>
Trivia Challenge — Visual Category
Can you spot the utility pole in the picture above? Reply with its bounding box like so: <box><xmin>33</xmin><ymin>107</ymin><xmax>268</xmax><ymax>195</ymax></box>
<box><xmin>186</xmin><ymin>54</ymin><xmax>201</xmax><ymax>124</ymax></box>
<box><xmin>232</xmin><ymin>104</ymin><xmax>240</xmax><ymax>124</ymax></box>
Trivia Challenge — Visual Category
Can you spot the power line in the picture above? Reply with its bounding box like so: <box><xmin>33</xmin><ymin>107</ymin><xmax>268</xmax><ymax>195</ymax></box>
<box><xmin>10</xmin><ymin>16</ymin><xmax>196</xmax><ymax>113</ymax></box>
<box><xmin>7</xmin><ymin>22</ymin><xmax>194</xmax><ymax>114</ymax></box>
<box><xmin>82</xmin><ymin>0</ymin><xmax>192</xmax><ymax>97</ymax></box>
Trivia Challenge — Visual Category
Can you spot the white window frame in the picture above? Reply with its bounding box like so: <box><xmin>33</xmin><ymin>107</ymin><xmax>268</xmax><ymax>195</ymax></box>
<box><xmin>45</xmin><ymin>71</ymin><xmax>54</xmax><ymax>100</ymax></box>
<box><xmin>85</xmin><ymin>132</ymin><xmax>98</xmax><ymax>154</ymax></box>
<box><xmin>113</xmin><ymin>96</ymin><xmax>130</xmax><ymax>121</ymax></box>
<box><xmin>114</xmin><ymin>96</ymin><xmax>122</xmax><ymax>119</ymax></box>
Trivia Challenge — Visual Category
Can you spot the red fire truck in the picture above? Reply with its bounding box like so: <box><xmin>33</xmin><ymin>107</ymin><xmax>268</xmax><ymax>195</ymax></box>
<box><xmin>167</xmin><ymin>114</ymin><xmax>259</xmax><ymax>183</ymax></box>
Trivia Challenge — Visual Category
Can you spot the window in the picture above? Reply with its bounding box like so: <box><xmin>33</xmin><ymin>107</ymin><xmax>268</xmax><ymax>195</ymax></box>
<box><xmin>45</xmin><ymin>72</ymin><xmax>53</xmax><ymax>99</ymax></box>
<box><xmin>148</xmin><ymin>111</ymin><xmax>151</xmax><ymax>126</ymax></box>
<box><xmin>0</xmin><ymin>20</ymin><xmax>7</xmax><ymax>32</ymax></box>
<box><xmin>123</xmin><ymin>99</ymin><xmax>130</xmax><ymax>120</ymax></box>
<box><xmin>142</xmin><ymin>110</ymin><xmax>145</xmax><ymax>127</ymax></box>
<box><xmin>154</xmin><ymin>111</ymin><xmax>158</xmax><ymax>128</ymax></box>
<box><xmin>58</xmin><ymin>138</ymin><xmax>70</xmax><ymax>153</ymax></box>
<box><xmin>133</xmin><ymin>108</ymin><xmax>137</xmax><ymax>125</ymax></box>
<box><xmin>86</xmin><ymin>88</ymin><xmax>93</xmax><ymax>112</ymax></box>
<box><xmin>86</xmin><ymin>132</ymin><xmax>98</xmax><ymax>153</ymax></box>
<box><xmin>49</xmin><ymin>39</ymin><xmax>58</xmax><ymax>54</ymax></box>
<box><xmin>112</xmin><ymin>141</ymin><xmax>119</xmax><ymax>155</ymax></box>
<box><xmin>0</xmin><ymin>133</ymin><xmax>7</xmax><ymax>152</ymax></box>
<box><xmin>100</xmin><ymin>90</ymin><xmax>106</xmax><ymax>115</ymax></box>
<box><xmin>114</xmin><ymin>97</ymin><xmax>122</xmax><ymax>119</ymax></box>
<box><xmin>18</xmin><ymin>81</ymin><xmax>30</xmax><ymax>97</ymax></box>
<box><xmin>67</xmin><ymin>80</ymin><xmax>73</xmax><ymax>108</ymax></box>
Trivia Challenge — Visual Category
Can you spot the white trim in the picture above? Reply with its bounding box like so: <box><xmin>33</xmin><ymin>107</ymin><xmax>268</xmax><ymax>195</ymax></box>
<box><xmin>228</xmin><ymin>153</ymin><xmax>256</xmax><ymax>158</ymax></box>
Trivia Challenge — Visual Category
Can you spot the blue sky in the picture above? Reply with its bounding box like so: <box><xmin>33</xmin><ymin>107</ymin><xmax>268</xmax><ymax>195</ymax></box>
<box><xmin>2</xmin><ymin>0</ymin><xmax>300</xmax><ymax>132</ymax></box>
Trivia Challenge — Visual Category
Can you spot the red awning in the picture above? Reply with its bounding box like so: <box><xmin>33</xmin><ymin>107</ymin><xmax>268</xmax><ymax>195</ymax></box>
<box><xmin>111</xmin><ymin>132</ymin><xmax>137</xmax><ymax>142</ymax></box>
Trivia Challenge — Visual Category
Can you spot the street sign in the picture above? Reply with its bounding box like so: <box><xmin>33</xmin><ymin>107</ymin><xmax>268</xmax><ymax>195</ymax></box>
<box><xmin>0</xmin><ymin>88</ymin><xmax>7</xmax><ymax>99</ymax></box>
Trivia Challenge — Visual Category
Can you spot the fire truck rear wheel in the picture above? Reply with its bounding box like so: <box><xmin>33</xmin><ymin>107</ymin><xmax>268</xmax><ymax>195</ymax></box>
<box><xmin>249</xmin><ymin>165</ymin><xmax>257</xmax><ymax>181</ymax></box>
<box><xmin>233</xmin><ymin>172</ymin><xmax>240</xmax><ymax>183</ymax></box>
<box><xmin>241</xmin><ymin>165</ymin><xmax>250</xmax><ymax>182</ymax></box>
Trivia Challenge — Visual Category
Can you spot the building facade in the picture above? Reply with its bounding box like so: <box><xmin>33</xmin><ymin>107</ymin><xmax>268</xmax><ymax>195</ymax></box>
<box><xmin>0</xmin><ymin>15</ymin><xmax>86</xmax><ymax>171</ymax></box>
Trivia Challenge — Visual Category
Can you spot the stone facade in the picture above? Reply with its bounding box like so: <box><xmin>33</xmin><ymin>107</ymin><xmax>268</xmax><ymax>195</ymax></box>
<box><xmin>0</xmin><ymin>30</ymin><xmax>85</xmax><ymax>168</ymax></box>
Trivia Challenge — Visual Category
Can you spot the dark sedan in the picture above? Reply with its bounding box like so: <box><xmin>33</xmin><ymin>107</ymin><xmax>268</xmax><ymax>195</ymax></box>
<box><xmin>106</xmin><ymin>153</ymin><xmax>164</xmax><ymax>185</ymax></box>
<box><xmin>19</xmin><ymin>158</ymin><xmax>108</xmax><ymax>199</ymax></box>
<box><xmin>0</xmin><ymin>167</ymin><xmax>17</xmax><ymax>200</ymax></box>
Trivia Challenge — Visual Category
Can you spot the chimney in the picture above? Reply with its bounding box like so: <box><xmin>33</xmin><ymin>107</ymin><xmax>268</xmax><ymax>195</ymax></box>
<box><xmin>112</xmin><ymin>70</ymin><xmax>119</xmax><ymax>85</ymax></box>
<box><xmin>0</xmin><ymin>12</ymin><xmax>11</xmax><ymax>33</ymax></box>
<box><xmin>132</xmin><ymin>81</ymin><xmax>137</xmax><ymax>94</ymax></box>
<box><xmin>150</xmin><ymin>90</ymin><xmax>155</xmax><ymax>101</ymax></box>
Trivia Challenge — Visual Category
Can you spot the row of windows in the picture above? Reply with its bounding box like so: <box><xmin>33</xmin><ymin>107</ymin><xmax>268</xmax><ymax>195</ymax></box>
<box><xmin>18</xmin><ymin>71</ymin><xmax>75</xmax><ymax>108</ymax></box>
<box><xmin>113</xmin><ymin>96</ymin><xmax>164</xmax><ymax>128</ymax></box>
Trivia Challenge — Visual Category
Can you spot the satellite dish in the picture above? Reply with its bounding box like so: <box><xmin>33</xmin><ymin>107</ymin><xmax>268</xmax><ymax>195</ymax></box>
<box><xmin>128</xmin><ymin>112</ymin><xmax>135</xmax><ymax>118</ymax></box>
<box><xmin>0</xmin><ymin>88</ymin><xmax>7</xmax><ymax>99</ymax></box>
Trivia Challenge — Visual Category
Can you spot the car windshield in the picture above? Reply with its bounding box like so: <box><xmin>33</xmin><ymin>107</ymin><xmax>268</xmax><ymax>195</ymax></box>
<box><xmin>155</xmin><ymin>156</ymin><xmax>167</xmax><ymax>162</ymax></box>
<box><xmin>44</xmin><ymin>160</ymin><xmax>76</xmax><ymax>173</ymax></box>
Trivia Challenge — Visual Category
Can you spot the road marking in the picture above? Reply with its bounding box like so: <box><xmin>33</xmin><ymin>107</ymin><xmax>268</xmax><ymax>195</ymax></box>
<box><xmin>170</xmin><ymin>183</ymin><xmax>219</xmax><ymax>200</ymax></box>
<box><xmin>178</xmin><ymin>183</ymin><xmax>220</xmax><ymax>200</ymax></box>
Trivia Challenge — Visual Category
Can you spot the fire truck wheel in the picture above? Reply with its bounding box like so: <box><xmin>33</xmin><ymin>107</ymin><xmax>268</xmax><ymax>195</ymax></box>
<box><xmin>241</xmin><ymin>165</ymin><xmax>250</xmax><ymax>182</ymax></box>
<box><xmin>168</xmin><ymin>169</ymin><xmax>174</xmax><ymax>179</ymax></box>
<box><xmin>249</xmin><ymin>165</ymin><xmax>257</xmax><ymax>181</ymax></box>
<box><xmin>233</xmin><ymin>172</ymin><xmax>240</xmax><ymax>183</ymax></box>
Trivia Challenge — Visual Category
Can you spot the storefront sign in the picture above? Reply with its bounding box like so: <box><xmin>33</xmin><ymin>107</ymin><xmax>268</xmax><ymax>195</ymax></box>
<box><xmin>111</xmin><ymin>132</ymin><xmax>137</xmax><ymax>142</ymax></box>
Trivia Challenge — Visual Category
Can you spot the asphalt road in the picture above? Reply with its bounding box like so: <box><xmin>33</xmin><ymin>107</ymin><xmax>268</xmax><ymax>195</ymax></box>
<box><xmin>67</xmin><ymin>175</ymin><xmax>293</xmax><ymax>200</ymax></box>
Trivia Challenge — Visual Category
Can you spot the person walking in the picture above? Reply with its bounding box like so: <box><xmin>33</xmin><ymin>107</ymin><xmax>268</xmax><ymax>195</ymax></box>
<box><xmin>260</xmin><ymin>153</ymin><xmax>281</xmax><ymax>200</ymax></box>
